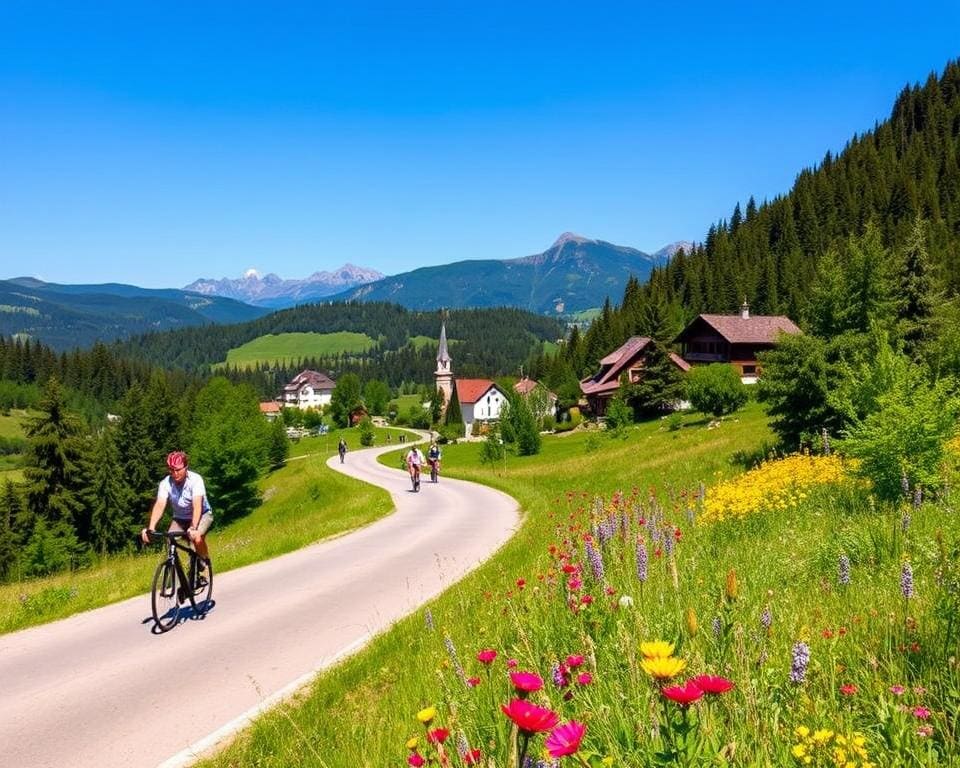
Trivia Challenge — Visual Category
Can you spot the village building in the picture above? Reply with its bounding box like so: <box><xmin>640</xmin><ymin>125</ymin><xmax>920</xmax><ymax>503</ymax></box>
<box><xmin>455</xmin><ymin>378</ymin><xmax>510</xmax><ymax>436</ymax></box>
<box><xmin>434</xmin><ymin>321</ymin><xmax>454</xmax><ymax>413</ymax></box>
<box><xmin>513</xmin><ymin>376</ymin><xmax>557</xmax><ymax>419</ymax></box>
<box><xmin>674</xmin><ymin>301</ymin><xmax>801</xmax><ymax>383</ymax></box>
<box><xmin>282</xmin><ymin>369</ymin><xmax>336</xmax><ymax>409</ymax></box>
<box><xmin>259</xmin><ymin>401</ymin><xmax>282</xmax><ymax>421</ymax></box>
<box><xmin>579</xmin><ymin>336</ymin><xmax>690</xmax><ymax>416</ymax></box>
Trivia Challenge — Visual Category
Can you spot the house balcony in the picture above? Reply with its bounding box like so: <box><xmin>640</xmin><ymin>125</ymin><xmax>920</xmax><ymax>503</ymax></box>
<box><xmin>683</xmin><ymin>352</ymin><xmax>728</xmax><ymax>363</ymax></box>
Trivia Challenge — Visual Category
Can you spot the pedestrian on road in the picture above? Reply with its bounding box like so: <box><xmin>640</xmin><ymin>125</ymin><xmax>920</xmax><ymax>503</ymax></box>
<box><xmin>141</xmin><ymin>451</ymin><xmax>213</xmax><ymax>580</ymax></box>
<box><xmin>338</xmin><ymin>438</ymin><xmax>347</xmax><ymax>463</ymax></box>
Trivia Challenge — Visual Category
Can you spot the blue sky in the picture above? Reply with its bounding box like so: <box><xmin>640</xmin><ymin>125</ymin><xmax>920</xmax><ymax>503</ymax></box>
<box><xmin>1</xmin><ymin>2</ymin><xmax>959</xmax><ymax>289</ymax></box>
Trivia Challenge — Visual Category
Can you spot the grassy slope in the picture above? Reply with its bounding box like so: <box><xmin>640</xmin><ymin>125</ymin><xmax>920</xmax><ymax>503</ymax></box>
<box><xmin>223</xmin><ymin>331</ymin><xmax>378</xmax><ymax>368</ymax></box>
<box><xmin>0</xmin><ymin>427</ymin><xmax>399</xmax><ymax>634</ymax></box>
<box><xmin>202</xmin><ymin>405</ymin><xmax>775</xmax><ymax>766</ymax></box>
<box><xmin>0</xmin><ymin>409</ymin><xmax>30</xmax><ymax>438</ymax></box>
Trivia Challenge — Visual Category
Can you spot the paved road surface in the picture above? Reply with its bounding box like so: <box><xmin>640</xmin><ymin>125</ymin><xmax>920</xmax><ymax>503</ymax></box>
<box><xmin>0</xmin><ymin>439</ymin><xmax>519</xmax><ymax>768</ymax></box>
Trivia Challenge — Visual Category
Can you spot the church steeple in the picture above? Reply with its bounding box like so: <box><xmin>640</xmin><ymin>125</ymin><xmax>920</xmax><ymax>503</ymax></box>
<box><xmin>434</xmin><ymin>317</ymin><xmax>453</xmax><ymax>412</ymax></box>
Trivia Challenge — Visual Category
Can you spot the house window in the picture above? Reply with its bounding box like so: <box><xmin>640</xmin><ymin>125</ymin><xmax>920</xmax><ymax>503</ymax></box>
<box><xmin>742</xmin><ymin>365</ymin><xmax>756</xmax><ymax>375</ymax></box>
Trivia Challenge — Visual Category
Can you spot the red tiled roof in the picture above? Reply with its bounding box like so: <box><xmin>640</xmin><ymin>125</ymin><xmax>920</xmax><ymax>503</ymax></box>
<box><xmin>455</xmin><ymin>378</ymin><xmax>499</xmax><ymax>404</ymax></box>
<box><xmin>259</xmin><ymin>401</ymin><xmax>281</xmax><ymax>413</ymax></box>
<box><xmin>514</xmin><ymin>377</ymin><xmax>557</xmax><ymax>400</ymax></box>
<box><xmin>684</xmin><ymin>314</ymin><xmax>801</xmax><ymax>344</ymax></box>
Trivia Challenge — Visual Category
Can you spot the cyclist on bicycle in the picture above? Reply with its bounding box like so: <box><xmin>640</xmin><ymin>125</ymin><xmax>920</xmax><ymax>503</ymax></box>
<box><xmin>405</xmin><ymin>445</ymin><xmax>425</xmax><ymax>487</ymax></box>
<box><xmin>338</xmin><ymin>438</ymin><xmax>347</xmax><ymax>463</ymax></box>
<box><xmin>427</xmin><ymin>442</ymin><xmax>442</xmax><ymax>482</ymax></box>
<box><xmin>141</xmin><ymin>451</ymin><xmax>214</xmax><ymax>579</ymax></box>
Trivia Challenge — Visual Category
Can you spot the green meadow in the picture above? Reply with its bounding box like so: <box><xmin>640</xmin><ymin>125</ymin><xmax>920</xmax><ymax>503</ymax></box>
<box><xmin>222</xmin><ymin>331</ymin><xmax>378</xmax><ymax>368</ymax></box>
<box><xmin>199</xmin><ymin>402</ymin><xmax>960</xmax><ymax>766</ymax></box>
<box><xmin>0</xmin><ymin>427</ymin><xmax>396</xmax><ymax>634</ymax></box>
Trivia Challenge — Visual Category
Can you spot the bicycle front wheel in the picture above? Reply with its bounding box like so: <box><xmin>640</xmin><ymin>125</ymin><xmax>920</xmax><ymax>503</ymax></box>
<box><xmin>151</xmin><ymin>560</ymin><xmax>181</xmax><ymax>632</ymax></box>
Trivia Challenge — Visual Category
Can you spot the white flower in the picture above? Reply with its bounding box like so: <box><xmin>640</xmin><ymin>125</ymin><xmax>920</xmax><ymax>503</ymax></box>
<box><xmin>618</xmin><ymin>594</ymin><xmax>634</xmax><ymax>608</ymax></box>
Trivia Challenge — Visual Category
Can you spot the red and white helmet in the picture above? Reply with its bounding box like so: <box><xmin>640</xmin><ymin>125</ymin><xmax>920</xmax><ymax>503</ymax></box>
<box><xmin>166</xmin><ymin>451</ymin><xmax>188</xmax><ymax>471</ymax></box>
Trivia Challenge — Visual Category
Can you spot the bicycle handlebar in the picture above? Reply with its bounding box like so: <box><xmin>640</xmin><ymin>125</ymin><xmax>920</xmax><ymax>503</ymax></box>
<box><xmin>146</xmin><ymin>530</ymin><xmax>189</xmax><ymax>541</ymax></box>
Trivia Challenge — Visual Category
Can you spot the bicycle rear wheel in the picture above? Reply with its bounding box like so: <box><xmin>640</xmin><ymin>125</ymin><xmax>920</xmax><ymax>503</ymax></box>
<box><xmin>151</xmin><ymin>560</ymin><xmax>181</xmax><ymax>632</ymax></box>
<box><xmin>191</xmin><ymin>557</ymin><xmax>214</xmax><ymax>615</ymax></box>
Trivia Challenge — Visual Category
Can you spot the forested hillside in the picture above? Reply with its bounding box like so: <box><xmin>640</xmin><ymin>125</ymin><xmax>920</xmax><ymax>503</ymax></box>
<box><xmin>113</xmin><ymin>302</ymin><xmax>565</xmax><ymax>391</ymax></box>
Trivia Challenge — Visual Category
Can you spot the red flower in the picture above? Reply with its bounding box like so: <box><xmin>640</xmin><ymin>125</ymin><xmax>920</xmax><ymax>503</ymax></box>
<box><xmin>580</xmin><ymin>594</ymin><xmax>593</xmax><ymax>605</ymax></box>
<box><xmin>674</xmin><ymin>527</ymin><xmax>682</xmax><ymax>540</ymax></box>
<box><xmin>467</xmin><ymin>677</ymin><xmax>481</xmax><ymax>687</ymax></box>
<box><xmin>662</xmin><ymin>680</ymin><xmax>705</xmax><ymax>706</ymax></box>
<box><xmin>476</xmin><ymin>649</ymin><xmax>497</xmax><ymax>665</ymax></box>
<box><xmin>545</xmin><ymin>720</ymin><xmax>586</xmax><ymax>757</ymax></box>
<box><xmin>501</xmin><ymin>699</ymin><xmax>560</xmax><ymax>734</ymax></box>
<box><xmin>562</xmin><ymin>563</ymin><xmax>578</xmax><ymax>574</ymax></box>
<box><xmin>507</xmin><ymin>658</ymin><xmax>518</xmax><ymax>668</ymax></box>
<box><xmin>576</xmin><ymin>672</ymin><xmax>592</xmax><ymax>686</ymax></box>
<box><xmin>427</xmin><ymin>728</ymin><xmax>449</xmax><ymax>744</ymax></box>
<box><xmin>839</xmin><ymin>683</ymin><xmax>858</xmax><ymax>696</ymax></box>
<box><xmin>822</xmin><ymin>628</ymin><xmax>834</xmax><ymax>639</ymax></box>
<box><xmin>516</xmin><ymin>578</ymin><xmax>526</xmax><ymax>589</ymax></box>
<box><xmin>688</xmin><ymin>675</ymin><xmax>734</xmax><ymax>695</ymax></box>
<box><xmin>463</xmin><ymin>748</ymin><xmax>483</xmax><ymax>765</ymax></box>
<box><xmin>565</xmin><ymin>654</ymin><xmax>585</xmax><ymax>668</ymax></box>
<box><xmin>510</xmin><ymin>671</ymin><xmax>544</xmax><ymax>693</ymax></box>
<box><xmin>407</xmin><ymin>754</ymin><xmax>425</xmax><ymax>767</ymax></box>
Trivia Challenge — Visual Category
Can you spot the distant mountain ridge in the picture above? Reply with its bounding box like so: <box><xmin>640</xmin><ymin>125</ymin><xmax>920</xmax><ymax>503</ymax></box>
<box><xmin>0</xmin><ymin>277</ymin><xmax>269</xmax><ymax>350</ymax></box>
<box><xmin>328</xmin><ymin>234</ymin><xmax>683</xmax><ymax>314</ymax></box>
<box><xmin>184</xmin><ymin>263</ymin><xmax>384</xmax><ymax>308</ymax></box>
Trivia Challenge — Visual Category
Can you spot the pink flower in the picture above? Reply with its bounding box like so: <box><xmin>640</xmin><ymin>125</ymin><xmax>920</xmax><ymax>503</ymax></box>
<box><xmin>408</xmin><ymin>754</ymin><xmax>425</xmax><ymax>767</ymax></box>
<box><xmin>580</xmin><ymin>594</ymin><xmax>594</xmax><ymax>605</ymax></box>
<box><xmin>476</xmin><ymin>649</ymin><xmax>497</xmax><ymax>665</ymax></box>
<box><xmin>501</xmin><ymin>699</ymin><xmax>560</xmax><ymax>734</ymax></box>
<box><xmin>576</xmin><ymin>672</ymin><xmax>592</xmax><ymax>686</ymax></box>
<box><xmin>839</xmin><ymin>683</ymin><xmax>858</xmax><ymax>696</ymax></box>
<box><xmin>890</xmin><ymin>684</ymin><xmax>906</xmax><ymax>695</ymax></box>
<box><xmin>545</xmin><ymin>721</ymin><xmax>587</xmax><ymax>758</ymax></box>
<box><xmin>917</xmin><ymin>725</ymin><xmax>934</xmax><ymax>738</ymax></box>
<box><xmin>688</xmin><ymin>675</ymin><xmax>734</xmax><ymax>695</ymax></box>
<box><xmin>913</xmin><ymin>706</ymin><xmax>931</xmax><ymax>720</ymax></box>
<box><xmin>568</xmin><ymin>577</ymin><xmax>582</xmax><ymax>591</ymax></box>
<box><xmin>466</xmin><ymin>676</ymin><xmax>481</xmax><ymax>687</ymax></box>
<box><xmin>427</xmin><ymin>728</ymin><xmax>449</xmax><ymax>744</ymax></box>
<box><xmin>510</xmin><ymin>671</ymin><xmax>544</xmax><ymax>694</ymax></box>
<box><xmin>662</xmin><ymin>680</ymin><xmax>705</xmax><ymax>706</ymax></box>
<box><xmin>507</xmin><ymin>658</ymin><xmax>518</xmax><ymax>669</ymax></box>
<box><xmin>565</xmin><ymin>654</ymin><xmax>585</xmax><ymax>668</ymax></box>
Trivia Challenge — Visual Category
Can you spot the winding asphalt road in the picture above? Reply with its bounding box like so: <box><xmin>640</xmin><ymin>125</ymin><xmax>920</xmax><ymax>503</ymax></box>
<box><xmin>0</xmin><ymin>438</ymin><xmax>519</xmax><ymax>768</ymax></box>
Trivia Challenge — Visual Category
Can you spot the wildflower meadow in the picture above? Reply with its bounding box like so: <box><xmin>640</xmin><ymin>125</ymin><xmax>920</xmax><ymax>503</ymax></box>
<box><xmin>203</xmin><ymin>405</ymin><xmax>960</xmax><ymax>767</ymax></box>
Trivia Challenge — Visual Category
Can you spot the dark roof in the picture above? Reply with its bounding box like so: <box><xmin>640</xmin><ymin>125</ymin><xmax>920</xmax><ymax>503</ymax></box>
<box><xmin>580</xmin><ymin>336</ymin><xmax>689</xmax><ymax>396</ymax></box>
<box><xmin>437</xmin><ymin>322</ymin><xmax>451</xmax><ymax>364</ymax></box>
<box><xmin>283</xmin><ymin>369</ymin><xmax>336</xmax><ymax>393</ymax></box>
<box><xmin>676</xmin><ymin>314</ymin><xmax>801</xmax><ymax>344</ymax></box>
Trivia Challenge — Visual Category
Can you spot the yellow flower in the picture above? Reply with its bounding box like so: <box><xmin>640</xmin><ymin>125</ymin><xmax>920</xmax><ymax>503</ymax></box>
<box><xmin>794</xmin><ymin>725</ymin><xmax>810</xmax><ymax>739</ymax></box>
<box><xmin>725</xmin><ymin>569</ymin><xmax>739</xmax><ymax>601</ymax></box>
<box><xmin>405</xmin><ymin>737</ymin><xmax>419</xmax><ymax>750</ymax></box>
<box><xmin>791</xmin><ymin>744</ymin><xmax>807</xmax><ymax>758</ymax></box>
<box><xmin>416</xmin><ymin>706</ymin><xmax>436</xmax><ymax>724</ymax></box>
<box><xmin>640</xmin><ymin>640</ymin><xmax>675</xmax><ymax>659</ymax></box>
<box><xmin>641</xmin><ymin>656</ymin><xmax>686</xmax><ymax>679</ymax></box>
<box><xmin>812</xmin><ymin>728</ymin><xmax>833</xmax><ymax>744</ymax></box>
<box><xmin>686</xmin><ymin>607</ymin><xmax>698</xmax><ymax>637</ymax></box>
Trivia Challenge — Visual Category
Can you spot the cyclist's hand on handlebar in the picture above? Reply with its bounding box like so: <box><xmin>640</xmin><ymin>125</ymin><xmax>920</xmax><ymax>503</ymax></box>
<box><xmin>140</xmin><ymin>527</ymin><xmax>153</xmax><ymax>544</ymax></box>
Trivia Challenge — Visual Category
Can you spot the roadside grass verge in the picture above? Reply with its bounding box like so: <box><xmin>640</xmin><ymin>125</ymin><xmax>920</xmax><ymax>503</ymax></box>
<box><xmin>0</xmin><ymin>428</ymin><xmax>395</xmax><ymax>635</ymax></box>
<box><xmin>200</xmin><ymin>405</ymin><xmax>774</xmax><ymax>766</ymax></box>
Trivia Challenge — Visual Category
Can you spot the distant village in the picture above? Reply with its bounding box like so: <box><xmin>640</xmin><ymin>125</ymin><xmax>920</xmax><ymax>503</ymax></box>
<box><xmin>261</xmin><ymin>300</ymin><xmax>799</xmax><ymax>439</ymax></box>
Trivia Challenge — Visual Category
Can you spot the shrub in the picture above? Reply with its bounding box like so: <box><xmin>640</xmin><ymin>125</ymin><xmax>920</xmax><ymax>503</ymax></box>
<box><xmin>686</xmin><ymin>363</ymin><xmax>749</xmax><ymax>418</ymax></box>
<box><xmin>358</xmin><ymin>418</ymin><xmax>375</xmax><ymax>446</ymax></box>
<box><xmin>541</xmin><ymin>414</ymin><xmax>556</xmax><ymax>432</ymax></box>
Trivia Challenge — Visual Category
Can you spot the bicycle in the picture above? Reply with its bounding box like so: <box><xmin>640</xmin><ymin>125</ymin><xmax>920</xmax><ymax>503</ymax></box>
<box><xmin>410</xmin><ymin>464</ymin><xmax>421</xmax><ymax>492</ymax></box>
<box><xmin>147</xmin><ymin>530</ymin><xmax>214</xmax><ymax>632</ymax></box>
<box><xmin>429</xmin><ymin>459</ymin><xmax>440</xmax><ymax>483</ymax></box>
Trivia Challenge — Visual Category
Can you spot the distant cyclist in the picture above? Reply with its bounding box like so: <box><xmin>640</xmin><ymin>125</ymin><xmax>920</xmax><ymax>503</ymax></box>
<box><xmin>141</xmin><ymin>451</ymin><xmax>213</xmax><ymax>581</ymax></box>
<box><xmin>427</xmin><ymin>442</ymin><xmax>442</xmax><ymax>482</ymax></box>
<box><xmin>338</xmin><ymin>438</ymin><xmax>347</xmax><ymax>464</ymax></box>
<box><xmin>405</xmin><ymin>445</ymin><xmax>425</xmax><ymax>491</ymax></box>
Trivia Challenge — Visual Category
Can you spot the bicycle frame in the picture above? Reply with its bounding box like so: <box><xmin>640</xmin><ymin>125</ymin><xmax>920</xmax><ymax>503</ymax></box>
<box><xmin>148</xmin><ymin>530</ymin><xmax>211</xmax><ymax>630</ymax></box>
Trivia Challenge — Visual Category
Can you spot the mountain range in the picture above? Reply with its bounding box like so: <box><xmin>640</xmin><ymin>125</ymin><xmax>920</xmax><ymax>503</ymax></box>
<box><xmin>184</xmin><ymin>264</ymin><xmax>384</xmax><ymax>308</ymax></box>
<box><xmin>0</xmin><ymin>278</ymin><xmax>269</xmax><ymax>350</ymax></box>
<box><xmin>326</xmin><ymin>233</ymin><xmax>680</xmax><ymax>314</ymax></box>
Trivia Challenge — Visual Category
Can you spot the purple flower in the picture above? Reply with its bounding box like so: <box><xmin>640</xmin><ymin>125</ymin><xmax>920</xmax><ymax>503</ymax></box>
<box><xmin>663</xmin><ymin>528</ymin><xmax>675</xmax><ymax>557</ymax></box>
<box><xmin>901</xmin><ymin>511</ymin><xmax>911</xmax><ymax>533</ymax></box>
<box><xmin>913</xmin><ymin>486</ymin><xmax>923</xmax><ymax>509</ymax></box>
<box><xmin>760</xmin><ymin>606</ymin><xmax>773</xmax><ymax>630</ymax></box>
<box><xmin>635</xmin><ymin>540</ymin><xmax>648</xmax><ymax>583</ymax></box>
<box><xmin>444</xmin><ymin>635</ymin><xmax>466</xmax><ymax>684</ymax></box>
<box><xmin>901</xmin><ymin>563</ymin><xmax>914</xmax><ymax>600</ymax></box>
<box><xmin>585</xmin><ymin>540</ymin><xmax>604</xmax><ymax>582</ymax></box>
<box><xmin>790</xmin><ymin>641</ymin><xmax>810</xmax><ymax>684</ymax></box>
<box><xmin>901</xmin><ymin>473</ymin><xmax>911</xmax><ymax>498</ymax></box>
<box><xmin>712</xmin><ymin>616</ymin><xmax>722</xmax><ymax>638</ymax></box>
<box><xmin>821</xmin><ymin>427</ymin><xmax>831</xmax><ymax>456</ymax></box>
<box><xmin>551</xmin><ymin>662</ymin><xmax>569</xmax><ymax>688</ymax></box>
<box><xmin>838</xmin><ymin>554</ymin><xmax>851</xmax><ymax>586</ymax></box>
<box><xmin>424</xmin><ymin>608</ymin><xmax>434</xmax><ymax>631</ymax></box>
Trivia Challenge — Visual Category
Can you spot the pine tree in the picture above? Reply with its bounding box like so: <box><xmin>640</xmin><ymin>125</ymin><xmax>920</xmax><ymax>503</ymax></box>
<box><xmin>0</xmin><ymin>480</ymin><xmax>19</xmax><ymax>580</ymax></box>
<box><xmin>898</xmin><ymin>217</ymin><xmax>938</xmax><ymax>356</ymax></box>
<box><xmin>444</xmin><ymin>385</ymin><xmax>464</xmax><ymax>436</ymax></box>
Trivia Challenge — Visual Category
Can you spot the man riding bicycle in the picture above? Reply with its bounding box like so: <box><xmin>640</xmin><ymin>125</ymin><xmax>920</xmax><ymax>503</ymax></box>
<box><xmin>405</xmin><ymin>445</ymin><xmax>425</xmax><ymax>490</ymax></box>
<box><xmin>427</xmin><ymin>441</ymin><xmax>442</xmax><ymax>482</ymax></box>
<box><xmin>141</xmin><ymin>451</ymin><xmax>213</xmax><ymax>581</ymax></box>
